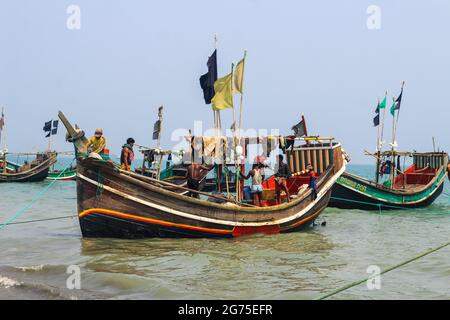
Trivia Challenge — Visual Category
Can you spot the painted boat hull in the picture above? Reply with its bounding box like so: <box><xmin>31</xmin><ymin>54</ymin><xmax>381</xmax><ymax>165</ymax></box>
<box><xmin>47</xmin><ymin>169</ymin><xmax>77</xmax><ymax>181</ymax></box>
<box><xmin>75</xmin><ymin>156</ymin><xmax>345</xmax><ymax>239</ymax></box>
<box><xmin>329</xmin><ymin>169</ymin><xmax>447</xmax><ymax>210</ymax></box>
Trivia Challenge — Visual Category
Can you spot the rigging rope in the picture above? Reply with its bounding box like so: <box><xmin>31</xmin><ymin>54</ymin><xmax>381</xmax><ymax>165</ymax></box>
<box><xmin>0</xmin><ymin>158</ymin><xmax>76</xmax><ymax>231</ymax></box>
<box><xmin>314</xmin><ymin>240</ymin><xmax>450</xmax><ymax>300</ymax></box>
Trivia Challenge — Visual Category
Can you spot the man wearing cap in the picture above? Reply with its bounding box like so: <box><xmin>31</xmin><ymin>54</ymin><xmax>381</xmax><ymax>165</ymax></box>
<box><xmin>86</xmin><ymin>128</ymin><xmax>107</xmax><ymax>154</ymax></box>
<box><xmin>121</xmin><ymin>138</ymin><xmax>135</xmax><ymax>171</ymax></box>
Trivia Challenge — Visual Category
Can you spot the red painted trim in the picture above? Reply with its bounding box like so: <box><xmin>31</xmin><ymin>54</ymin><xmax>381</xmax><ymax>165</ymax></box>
<box><xmin>232</xmin><ymin>225</ymin><xmax>280</xmax><ymax>237</ymax></box>
<box><xmin>80</xmin><ymin>208</ymin><xmax>232</xmax><ymax>235</ymax></box>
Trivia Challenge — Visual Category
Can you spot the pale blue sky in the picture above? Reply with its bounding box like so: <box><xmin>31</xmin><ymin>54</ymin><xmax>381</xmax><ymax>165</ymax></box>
<box><xmin>1</xmin><ymin>0</ymin><xmax>449</xmax><ymax>163</ymax></box>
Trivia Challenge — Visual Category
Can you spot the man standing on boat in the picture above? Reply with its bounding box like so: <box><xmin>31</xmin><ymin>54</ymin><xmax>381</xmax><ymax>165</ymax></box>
<box><xmin>187</xmin><ymin>162</ymin><xmax>212</xmax><ymax>198</ymax></box>
<box><xmin>120</xmin><ymin>138</ymin><xmax>135</xmax><ymax>172</ymax></box>
<box><xmin>275</xmin><ymin>154</ymin><xmax>292</xmax><ymax>204</ymax></box>
<box><xmin>86</xmin><ymin>128</ymin><xmax>107</xmax><ymax>154</ymax></box>
<box><xmin>244</xmin><ymin>163</ymin><xmax>264</xmax><ymax>206</ymax></box>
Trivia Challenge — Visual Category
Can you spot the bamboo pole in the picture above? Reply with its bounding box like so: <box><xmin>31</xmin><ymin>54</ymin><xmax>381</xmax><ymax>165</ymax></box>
<box><xmin>156</xmin><ymin>106</ymin><xmax>164</xmax><ymax>180</ymax></box>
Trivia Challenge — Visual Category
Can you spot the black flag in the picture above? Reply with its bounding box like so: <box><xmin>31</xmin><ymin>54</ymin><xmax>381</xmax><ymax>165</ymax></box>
<box><xmin>373</xmin><ymin>113</ymin><xmax>380</xmax><ymax>127</ymax></box>
<box><xmin>373</xmin><ymin>102</ymin><xmax>380</xmax><ymax>127</ymax></box>
<box><xmin>199</xmin><ymin>50</ymin><xmax>218</xmax><ymax>104</ymax></box>
<box><xmin>52</xmin><ymin>120</ymin><xmax>59</xmax><ymax>135</ymax></box>
<box><xmin>43</xmin><ymin>120</ymin><xmax>58</xmax><ymax>138</ymax></box>
<box><xmin>43</xmin><ymin>121</ymin><xmax>52</xmax><ymax>133</ymax></box>
<box><xmin>153</xmin><ymin>120</ymin><xmax>161</xmax><ymax>140</ymax></box>
<box><xmin>394</xmin><ymin>87</ymin><xmax>403</xmax><ymax>112</ymax></box>
<box><xmin>291</xmin><ymin>119</ymin><xmax>306</xmax><ymax>137</ymax></box>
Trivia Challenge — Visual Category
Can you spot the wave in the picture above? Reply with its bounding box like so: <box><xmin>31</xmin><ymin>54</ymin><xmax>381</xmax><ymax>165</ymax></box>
<box><xmin>0</xmin><ymin>275</ymin><xmax>22</xmax><ymax>288</ymax></box>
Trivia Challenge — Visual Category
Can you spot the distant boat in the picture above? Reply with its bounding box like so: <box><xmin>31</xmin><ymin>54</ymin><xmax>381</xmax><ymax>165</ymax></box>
<box><xmin>47</xmin><ymin>167</ymin><xmax>77</xmax><ymax>181</ymax></box>
<box><xmin>329</xmin><ymin>83</ymin><xmax>448</xmax><ymax>210</ymax></box>
<box><xmin>0</xmin><ymin>152</ymin><xmax>57</xmax><ymax>183</ymax></box>
<box><xmin>330</xmin><ymin>151</ymin><xmax>448</xmax><ymax>210</ymax></box>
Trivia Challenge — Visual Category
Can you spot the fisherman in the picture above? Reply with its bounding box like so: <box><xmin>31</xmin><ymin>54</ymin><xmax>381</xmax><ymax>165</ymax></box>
<box><xmin>301</xmin><ymin>163</ymin><xmax>318</xmax><ymax>199</ymax></box>
<box><xmin>86</xmin><ymin>128</ymin><xmax>106</xmax><ymax>154</ymax></box>
<box><xmin>275</xmin><ymin>154</ymin><xmax>292</xmax><ymax>204</ymax></box>
<box><xmin>187</xmin><ymin>162</ymin><xmax>212</xmax><ymax>198</ymax></box>
<box><xmin>244</xmin><ymin>163</ymin><xmax>264</xmax><ymax>206</ymax></box>
<box><xmin>120</xmin><ymin>138</ymin><xmax>135</xmax><ymax>171</ymax></box>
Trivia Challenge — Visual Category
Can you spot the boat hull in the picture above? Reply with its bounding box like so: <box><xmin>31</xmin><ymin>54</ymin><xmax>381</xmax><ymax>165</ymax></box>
<box><xmin>329</xmin><ymin>170</ymin><xmax>447</xmax><ymax>210</ymax></box>
<box><xmin>0</xmin><ymin>154</ymin><xmax>57</xmax><ymax>183</ymax></box>
<box><xmin>75</xmin><ymin>157</ymin><xmax>343</xmax><ymax>239</ymax></box>
<box><xmin>47</xmin><ymin>169</ymin><xmax>77</xmax><ymax>181</ymax></box>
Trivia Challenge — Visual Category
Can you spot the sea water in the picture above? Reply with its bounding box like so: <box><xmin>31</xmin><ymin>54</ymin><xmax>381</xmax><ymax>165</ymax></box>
<box><xmin>0</xmin><ymin>164</ymin><xmax>449</xmax><ymax>299</ymax></box>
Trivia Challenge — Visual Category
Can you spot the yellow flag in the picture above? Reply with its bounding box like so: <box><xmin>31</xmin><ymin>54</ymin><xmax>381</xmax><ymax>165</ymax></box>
<box><xmin>212</xmin><ymin>72</ymin><xmax>233</xmax><ymax>110</ymax></box>
<box><xmin>234</xmin><ymin>58</ymin><xmax>244</xmax><ymax>94</ymax></box>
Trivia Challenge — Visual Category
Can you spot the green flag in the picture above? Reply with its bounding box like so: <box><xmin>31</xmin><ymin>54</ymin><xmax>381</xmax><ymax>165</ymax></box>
<box><xmin>379</xmin><ymin>96</ymin><xmax>387</xmax><ymax>109</ymax></box>
<box><xmin>390</xmin><ymin>97</ymin><xmax>396</xmax><ymax>116</ymax></box>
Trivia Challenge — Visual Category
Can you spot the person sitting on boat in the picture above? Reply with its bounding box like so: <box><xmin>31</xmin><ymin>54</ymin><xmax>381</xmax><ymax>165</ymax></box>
<box><xmin>244</xmin><ymin>163</ymin><xmax>264</xmax><ymax>207</ymax></box>
<box><xmin>187</xmin><ymin>162</ymin><xmax>212</xmax><ymax>198</ymax></box>
<box><xmin>275</xmin><ymin>154</ymin><xmax>292</xmax><ymax>204</ymax></box>
<box><xmin>86</xmin><ymin>128</ymin><xmax>106</xmax><ymax>154</ymax></box>
<box><xmin>120</xmin><ymin>138</ymin><xmax>135</xmax><ymax>172</ymax></box>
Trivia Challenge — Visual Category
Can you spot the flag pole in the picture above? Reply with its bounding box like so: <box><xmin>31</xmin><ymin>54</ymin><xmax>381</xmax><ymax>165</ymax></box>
<box><xmin>0</xmin><ymin>107</ymin><xmax>6</xmax><ymax>174</ymax></box>
<box><xmin>156</xmin><ymin>105</ymin><xmax>164</xmax><ymax>180</ymax></box>
<box><xmin>393</xmin><ymin>81</ymin><xmax>405</xmax><ymax>143</ymax></box>
<box><xmin>380</xmin><ymin>91</ymin><xmax>387</xmax><ymax>149</ymax></box>
<box><xmin>375</xmin><ymin>98</ymin><xmax>381</xmax><ymax>184</ymax></box>
<box><xmin>238</xmin><ymin>51</ymin><xmax>247</xmax><ymax>132</ymax></box>
<box><xmin>48</xmin><ymin>119</ymin><xmax>52</xmax><ymax>151</ymax></box>
<box><xmin>390</xmin><ymin>81</ymin><xmax>405</xmax><ymax>188</ymax></box>
<box><xmin>390</xmin><ymin>97</ymin><xmax>396</xmax><ymax>189</ymax></box>
<box><xmin>213</xmin><ymin>34</ymin><xmax>218</xmax><ymax>136</ymax></box>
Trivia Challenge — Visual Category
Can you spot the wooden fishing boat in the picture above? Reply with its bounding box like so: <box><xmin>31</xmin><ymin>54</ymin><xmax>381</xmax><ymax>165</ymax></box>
<box><xmin>330</xmin><ymin>83</ymin><xmax>448</xmax><ymax>210</ymax></box>
<box><xmin>47</xmin><ymin>168</ymin><xmax>77</xmax><ymax>181</ymax></box>
<box><xmin>59</xmin><ymin>111</ymin><xmax>346</xmax><ymax>239</ymax></box>
<box><xmin>0</xmin><ymin>152</ymin><xmax>57</xmax><ymax>183</ymax></box>
<box><xmin>330</xmin><ymin>152</ymin><xmax>448</xmax><ymax>210</ymax></box>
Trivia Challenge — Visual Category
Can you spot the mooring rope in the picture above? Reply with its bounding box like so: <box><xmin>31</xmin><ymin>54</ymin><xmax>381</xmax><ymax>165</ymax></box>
<box><xmin>314</xmin><ymin>240</ymin><xmax>450</xmax><ymax>300</ymax></box>
<box><xmin>0</xmin><ymin>158</ymin><xmax>76</xmax><ymax>231</ymax></box>
<box><xmin>2</xmin><ymin>215</ymin><xmax>76</xmax><ymax>226</ymax></box>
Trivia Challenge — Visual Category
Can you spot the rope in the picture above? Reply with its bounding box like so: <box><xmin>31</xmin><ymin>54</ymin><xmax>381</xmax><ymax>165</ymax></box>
<box><xmin>314</xmin><ymin>240</ymin><xmax>450</xmax><ymax>300</ymax></box>
<box><xmin>0</xmin><ymin>158</ymin><xmax>75</xmax><ymax>231</ymax></box>
<box><xmin>2</xmin><ymin>215</ymin><xmax>76</xmax><ymax>226</ymax></box>
<box><xmin>330</xmin><ymin>196</ymin><xmax>408</xmax><ymax>210</ymax></box>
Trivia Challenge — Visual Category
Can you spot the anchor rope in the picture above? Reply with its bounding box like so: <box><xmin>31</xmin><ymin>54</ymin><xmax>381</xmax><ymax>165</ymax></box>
<box><xmin>0</xmin><ymin>158</ymin><xmax>76</xmax><ymax>231</ymax></box>
<box><xmin>314</xmin><ymin>239</ymin><xmax>450</xmax><ymax>300</ymax></box>
<box><xmin>2</xmin><ymin>215</ymin><xmax>76</xmax><ymax>226</ymax></box>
